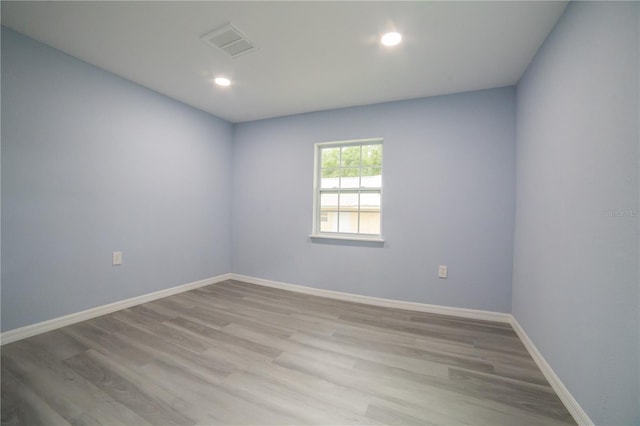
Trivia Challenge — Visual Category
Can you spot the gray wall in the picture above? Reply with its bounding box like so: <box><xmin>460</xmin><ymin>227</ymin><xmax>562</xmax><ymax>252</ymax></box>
<box><xmin>1</xmin><ymin>28</ymin><xmax>233</xmax><ymax>331</ymax></box>
<box><xmin>232</xmin><ymin>88</ymin><xmax>516</xmax><ymax>313</ymax></box>
<box><xmin>512</xmin><ymin>2</ymin><xmax>639</xmax><ymax>424</ymax></box>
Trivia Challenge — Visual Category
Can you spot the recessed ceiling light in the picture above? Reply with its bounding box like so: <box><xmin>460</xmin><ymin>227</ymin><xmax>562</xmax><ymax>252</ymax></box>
<box><xmin>214</xmin><ymin>77</ymin><xmax>231</xmax><ymax>87</ymax></box>
<box><xmin>381</xmin><ymin>32</ymin><xmax>402</xmax><ymax>47</ymax></box>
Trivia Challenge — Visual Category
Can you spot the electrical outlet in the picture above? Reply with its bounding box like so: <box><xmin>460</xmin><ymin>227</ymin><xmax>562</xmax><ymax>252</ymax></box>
<box><xmin>438</xmin><ymin>265</ymin><xmax>448</xmax><ymax>279</ymax></box>
<box><xmin>112</xmin><ymin>251</ymin><xmax>122</xmax><ymax>266</ymax></box>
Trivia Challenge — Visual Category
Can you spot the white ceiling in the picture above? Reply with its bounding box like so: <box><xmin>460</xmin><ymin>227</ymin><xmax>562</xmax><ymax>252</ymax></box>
<box><xmin>1</xmin><ymin>1</ymin><xmax>567</xmax><ymax>123</ymax></box>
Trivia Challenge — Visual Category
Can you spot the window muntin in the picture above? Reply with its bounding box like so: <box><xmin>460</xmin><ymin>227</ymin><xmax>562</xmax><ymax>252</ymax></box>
<box><xmin>314</xmin><ymin>139</ymin><xmax>382</xmax><ymax>238</ymax></box>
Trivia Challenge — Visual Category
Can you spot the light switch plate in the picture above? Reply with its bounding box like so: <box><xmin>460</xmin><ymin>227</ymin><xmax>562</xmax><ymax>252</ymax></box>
<box><xmin>112</xmin><ymin>251</ymin><xmax>122</xmax><ymax>266</ymax></box>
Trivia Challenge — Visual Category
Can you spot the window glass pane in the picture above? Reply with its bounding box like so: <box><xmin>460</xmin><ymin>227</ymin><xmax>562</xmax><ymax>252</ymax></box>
<box><xmin>320</xmin><ymin>191</ymin><xmax>338</xmax><ymax>232</ymax></box>
<box><xmin>339</xmin><ymin>192</ymin><xmax>359</xmax><ymax>209</ymax></box>
<box><xmin>321</xmin><ymin>168</ymin><xmax>339</xmax><ymax>189</ymax></box>
<box><xmin>361</xmin><ymin>167</ymin><xmax>382</xmax><ymax>188</ymax></box>
<box><xmin>320</xmin><ymin>211</ymin><xmax>338</xmax><ymax>232</ymax></box>
<box><xmin>321</xmin><ymin>147</ymin><xmax>340</xmax><ymax>169</ymax></box>
<box><xmin>362</xmin><ymin>144</ymin><xmax>382</xmax><ymax>167</ymax></box>
<box><xmin>360</xmin><ymin>192</ymin><xmax>381</xmax><ymax>211</ymax></box>
<box><xmin>341</xmin><ymin>145</ymin><xmax>361</xmax><ymax>168</ymax></box>
<box><xmin>321</xmin><ymin>168</ymin><xmax>340</xmax><ymax>178</ymax></box>
<box><xmin>338</xmin><ymin>211</ymin><xmax>358</xmax><ymax>233</ymax></box>
<box><xmin>320</xmin><ymin>192</ymin><xmax>338</xmax><ymax>209</ymax></box>
<box><xmin>340</xmin><ymin>167</ymin><xmax>360</xmax><ymax>177</ymax></box>
<box><xmin>359</xmin><ymin>212</ymin><xmax>381</xmax><ymax>235</ymax></box>
<box><xmin>340</xmin><ymin>168</ymin><xmax>360</xmax><ymax>188</ymax></box>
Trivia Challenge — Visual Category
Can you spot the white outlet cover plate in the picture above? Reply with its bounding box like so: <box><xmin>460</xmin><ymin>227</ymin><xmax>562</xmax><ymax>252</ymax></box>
<box><xmin>438</xmin><ymin>265</ymin><xmax>448</xmax><ymax>278</ymax></box>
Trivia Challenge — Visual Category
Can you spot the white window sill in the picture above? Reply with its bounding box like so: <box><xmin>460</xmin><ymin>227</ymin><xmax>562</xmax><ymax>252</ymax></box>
<box><xmin>309</xmin><ymin>234</ymin><xmax>385</xmax><ymax>244</ymax></box>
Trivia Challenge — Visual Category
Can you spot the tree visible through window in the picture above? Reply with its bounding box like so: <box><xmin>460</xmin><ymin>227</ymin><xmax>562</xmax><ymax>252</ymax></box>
<box><xmin>313</xmin><ymin>139</ymin><xmax>382</xmax><ymax>238</ymax></box>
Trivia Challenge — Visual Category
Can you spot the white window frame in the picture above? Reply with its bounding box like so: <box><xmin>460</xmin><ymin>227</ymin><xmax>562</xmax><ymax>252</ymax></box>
<box><xmin>311</xmin><ymin>138</ymin><xmax>384</xmax><ymax>242</ymax></box>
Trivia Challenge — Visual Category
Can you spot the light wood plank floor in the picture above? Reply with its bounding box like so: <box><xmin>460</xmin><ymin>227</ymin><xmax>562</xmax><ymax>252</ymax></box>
<box><xmin>1</xmin><ymin>280</ymin><xmax>576</xmax><ymax>425</ymax></box>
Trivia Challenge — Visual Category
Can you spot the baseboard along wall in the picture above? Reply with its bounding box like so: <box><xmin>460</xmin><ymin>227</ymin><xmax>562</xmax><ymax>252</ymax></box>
<box><xmin>509</xmin><ymin>317</ymin><xmax>594</xmax><ymax>426</ymax></box>
<box><xmin>0</xmin><ymin>272</ymin><xmax>593</xmax><ymax>425</ymax></box>
<box><xmin>0</xmin><ymin>273</ymin><xmax>232</xmax><ymax>345</ymax></box>
<box><xmin>229</xmin><ymin>273</ymin><xmax>512</xmax><ymax>323</ymax></box>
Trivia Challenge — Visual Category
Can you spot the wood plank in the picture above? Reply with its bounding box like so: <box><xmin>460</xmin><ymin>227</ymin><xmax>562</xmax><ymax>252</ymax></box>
<box><xmin>2</xmin><ymin>340</ymin><xmax>150</xmax><ymax>426</ymax></box>
<box><xmin>1</xmin><ymin>368</ymin><xmax>71</xmax><ymax>426</ymax></box>
<box><xmin>63</xmin><ymin>350</ymin><xmax>195</xmax><ymax>425</ymax></box>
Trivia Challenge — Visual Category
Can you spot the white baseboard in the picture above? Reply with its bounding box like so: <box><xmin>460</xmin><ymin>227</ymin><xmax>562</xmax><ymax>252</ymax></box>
<box><xmin>510</xmin><ymin>317</ymin><xmax>594</xmax><ymax>426</ymax></box>
<box><xmin>0</xmin><ymin>273</ymin><xmax>232</xmax><ymax>345</ymax></box>
<box><xmin>229</xmin><ymin>273</ymin><xmax>512</xmax><ymax>323</ymax></box>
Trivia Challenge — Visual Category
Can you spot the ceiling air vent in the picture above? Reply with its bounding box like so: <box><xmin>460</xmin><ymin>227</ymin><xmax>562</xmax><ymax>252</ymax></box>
<box><xmin>200</xmin><ymin>23</ymin><xmax>257</xmax><ymax>59</ymax></box>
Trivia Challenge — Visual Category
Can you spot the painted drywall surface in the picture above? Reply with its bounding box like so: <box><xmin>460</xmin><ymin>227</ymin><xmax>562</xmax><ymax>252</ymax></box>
<box><xmin>512</xmin><ymin>2</ymin><xmax>639</xmax><ymax>424</ymax></box>
<box><xmin>1</xmin><ymin>28</ymin><xmax>233</xmax><ymax>331</ymax></box>
<box><xmin>232</xmin><ymin>87</ymin><xmax>516</xmax><ymax>313</ymax></box>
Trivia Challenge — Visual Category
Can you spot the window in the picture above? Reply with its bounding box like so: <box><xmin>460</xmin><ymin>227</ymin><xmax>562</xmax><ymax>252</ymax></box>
<box><xmin>312</xmin><ymin>138</ymin><xmax>383</xmax><ymax>240</ymax></box>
